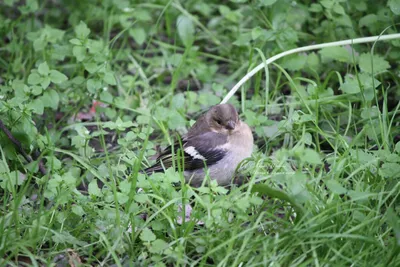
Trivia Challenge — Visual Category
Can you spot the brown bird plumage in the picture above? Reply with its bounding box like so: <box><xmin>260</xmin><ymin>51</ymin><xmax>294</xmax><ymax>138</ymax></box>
<box><xmin>144</xmin><ymin>104</ymin><xmax>253</xmax><ymax>186</ymax></box>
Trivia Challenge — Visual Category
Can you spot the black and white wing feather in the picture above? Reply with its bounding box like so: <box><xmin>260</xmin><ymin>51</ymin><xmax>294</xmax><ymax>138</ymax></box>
<box><xmin>144</xmin><ymin>131</ymin><xmax>228</xmax><ymax>173</ymax></box>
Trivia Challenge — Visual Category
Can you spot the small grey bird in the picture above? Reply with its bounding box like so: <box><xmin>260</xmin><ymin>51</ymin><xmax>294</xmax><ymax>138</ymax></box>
<box><xmin>144</xmin><ymin>104</ymin><xmax>253</xmax><ymax>187</ymax></box>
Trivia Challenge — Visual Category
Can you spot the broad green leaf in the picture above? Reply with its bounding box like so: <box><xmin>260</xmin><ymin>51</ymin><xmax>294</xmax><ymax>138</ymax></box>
<box><xmin>355</xmin><ymin>2</ymin><xmax>367</xmax><ymax>11</ymax></box>
<box><xmin>87</xmin><ymin>78</ymin><xmax>102</xmax><ymax>94</ymax></box>
<box><xmin>350</xmin><ymin>149</ymin><xmax>377</xmax><ymax>164</ymax></box>
<box><xmin>168</xmin><ymin>54</ymin><xmax>182</xmax><ymax>66</ymax></box>
<box><xmin>332</xmin><ymin>3</ymin><xmax>345</xmax><ymax>14</ymax></box>
<box><xmin>289</xmin><ymin>180</ymin><xmax>311</xmax><ymax>204</ymax></box>
<box><xmin>75</xmin><ymin>21</ymin><xmax>90</xmax><ymax>39</ymax></box>
<box><xmin>31</xmin><ymin>85</ymin><xmax>42</xmax><ymax>96</ymax></box>
<box><xmin>88</xmin><ymin>179</ymin><xmax>102</xmax><ymax>197</ymax></box>
<box><xmin>358</xmin><ymin>73</ymin><xmax>381</xmax><ymax>101</ymax></box>
<box><xmin>171</xmin><ymin>93</ymin><xmax>185</xmax><ymax>109</ymax></box>
<box><xmin>118</xmin><ymin>179</ymin><xmax>131</xmax><ymax>194</ymax></box>
<box><xmin>40</xmin><ymin>77</ymin><xmax>51</xmax><ymax>90</ymax></box>
<box><xmin>395</xmin><ymin>142</ymin><xmax>400</xmax><ymax>153</ymax></box>
<box><xmin>358</xmin><ymin>53</ymin><xmax>390</xmax><ymax>75</ymax></box>
<box><xmin>336</xmin><ymin>14</ymin><xmax>352</xmax><ymax>27</ymax></box>
<box><xmin>251</xmin><ymin>27</ymin><xmax>264</xmax><ymax>40</ymax></box>
<box><xmin>44</xmin><ymin>26</ymin><xmax>65</xmax><ymax>43</ymax></box>
<box><xmin>116</xmin><ymin>192</ymin><xmax>129</xmax><ymax>204</ymax></box>
<box><xmin>103</xmin><ymin>121</ymin><xmax>116</xmax><ymax>130</ymax></box>
<box><xmin>176</xmin><ymin>15</ymin><xmax>195</xmax><ymax>48</ymax></box>
<box><xmin>87</xmin><ymin>39</ymin><xmax>104</xmax><ymax>54</ymax></box>
<box><xmin>360</xmin><ymin>106</ymin><xmax>380</xmax><ymax>119</ymax></box>
<box><xmin>167</xmin><ymin>110</ymin><xmax>186</xmax><ymax>130</ymax></box>
<box><xmin>62</xmin><ymin>172</ymin><xmax>77</xmax><ymax>187</ymax></box>
<box><xmin>164</xmin><ymin>168</ymin><xmax>180</xmax><ymax>184</ymax></box>
<box><xmin>359</xmin><ymin>14</ymin><xmax>378</xmax><ymax>28</ymax></box>
<box><xmin>72</xmin><ymin>205</ymin><xmax>85</xmax><ymax>216</ymax></box>
<box><xmin>132</xmin><ymin>9</ymin><xmax>152</xmax><ymax>21</ymax></box>
<box><xmin>136</xmin><ymin>115</ymin><xmax>150</xmax><ymax>124</ymax></box>
<box><xmin>306</xmin><ymin>52</ymin><xmax>320</xmax><ymax>71</ymax></box>
<box><xmin>140</xmin><ymin>227</ymin><xmax>156</xmax><ymax>242</ymax></box>
<box><xmin>149</xmin><ymin>239</ymin><xmax>169</xmax><ymax>254</ymax></box>
<box><xmin>28</xmin><ymin>98</ymin><xmax>44</xmax><ymax>114</ymax></box>
<box><xmin>100</xmin><ymin>91</ymin><xmax>113</xmax><ymax>103</ymax></box>
<box><xmin>51</xmin><ymin>231</ymin><xmax>87</xmax><ymax>246</ymax></box>
<box><xmin>103</xmin><ymin>72</ymin><xmax>116</xmax><ymax>85</ymax></box>
<box><xmin>341</xmin><ymin>73</ymin><xmax>381</xmax><ymax>98</ymax></box>
<box><xmin>12</xmin><ymin>80</ymin><xmax>28</xmax><ymax>95</ymax></box>
<box><xmin>38</xmin><ymin>62</ymin><xmax>49</xmax><ymax>75</ymax></box>
<box><xmin>71</xmin><ymin>76</ymin><xmax>85</xmax><ymax>85</ymax></box>
<box><xmin>134</xmin><ymin>193</ymin><xmax>149</xmax><ymax>203</ymax></box>
<box><xmin>84</xmin><ymin>62</ymin><xmax>99</xmax><ymax>74</ymax></box>
<box><xmin>194</xmin><ymin>2</ymin><xmax>212</xmax><ymax>16</ymax></box>
<box><xmin>50</xmin><ymin>70</ymin><xmax>68</xmax><ymax>84</ymax></box>
<box><xmin>309</xmin><ymin>3</ymin><xmax>322</xmax><ymax>12</ymax></box>
<box><xmin>40</xmin><ymin>90</ymin><xmax>59</xmax><ymax>109</ymax></box>
<box><xmin>300</xmin><ymin>148</ymin><xmax>321</xmax><ymax>164</ymax></box>
<box><xmin>1</xmin><ymin>171</ymin><xmax>25</xmax><ymax>190</ymax></box>
<box><xmin>219</xmin><ymin>5</ymin><xmax>241</xmax><ymax>22</ymax></box>
<box><xmin>250</xmin><ymin>195</ymin><xmax>263</xmax><ymax>205</ymax></box>
<box><xmin>33</xmin><ymin>38</ymin><xmax>46</xmax><ymax>51</ymax></box>
<box><xmin>282</xmin><ymin>54</ymin><xmax>307</xmax><ymax>71</ymax></box>
<box><xmin>28</xmin><ymin>73</ymin><xmax>42</xmax><ymax>85</ymax></box>
<box><xmin>233</xmin><ymin>32</ymin><xmax>252</xmax><ymax>46</ymax></box>
<box><xmin>45</xmin><ymin>156</ymin><xmax>62</xmax><ymax>170</ymax></box>
<box><xmin>320</xmin><ymin>0</ymin><xmax>334</xmax><ymax>8</ymax></box>
<box><xmin>129</xmin><ymin>27</ymin><xmax>146</xmax><ymax>45</ymax></box>
<box><xmin>236</xmin><ymin>197</ymin><xmax>250</xmax><ymax>211</ymax></box>
<box><xmin>51</xmin><ymin>44</ymin><xmax>70</xmax><ymax>61</ymax></box>
<box><xmin>104</xmin><ymin>118</ymin><xmax>134</xmax><ymax>131</ymax></box>
<box><xmin>379</xmin><ymin>163</ymin><xmax>400</xmax><ymax>178</ymax></box>
<box><xmin>0</xmin><ymin>162</ymin><xmax>8</xmax><ymax>173</ymax></box>
<box><xmin>251</xmin><ymin>27</ymin><xmax>275</xmax><ymax>42</ymax></box>
<box><xmin>258</xmin><ymin>0</ymin><xmax>277</xmax><ymax>6</ymax></box>
<box><xmin>341</xmin><ymin>75</ymin><xmax>360</xmax><ymax>94</ymax></box>
<box><xmin>69</xmin><ymin>38</ymin><xmax>82</xmax><ymax>45</ymax></box>
<box><xmin>73</xmin><ymin>46</ymin><xmax>86</xmax><ymax>62</ymax></box>
<box><xmin>278</xmin><ymin>27</ymin><xmax>298</xmax><ymax>44</ymax></box>
<box><xmin>388</xmin><ymin>0</ymin><xmax>400</xmax><ymax>15</ymax></box>
<box><xmin>18</xmin><ymin>0</ymin><xmax>38</xmax><ymax>14</ymax></box>
<box><xmin>319</xmin><ymin>46</ymin><xmax>351</xmax><ymax>63</ymax></box>
<box><xmin>198</xmin><ymin>92</ymin><xmax>221</xmax><ymax>106</ymax></box>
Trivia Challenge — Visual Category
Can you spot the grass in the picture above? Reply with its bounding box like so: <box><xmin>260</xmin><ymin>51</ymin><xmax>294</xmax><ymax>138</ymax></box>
<box><xmin>0</xmin><ymin>0</ymin><xmax>400</xmax><ymax>266</ymax></box>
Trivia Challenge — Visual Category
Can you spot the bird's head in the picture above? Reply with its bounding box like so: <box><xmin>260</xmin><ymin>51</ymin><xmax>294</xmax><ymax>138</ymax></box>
<box><xmin>206</xmin><ymin>104</ymin><xmax>239</xmax><ymax>134</ymax></box>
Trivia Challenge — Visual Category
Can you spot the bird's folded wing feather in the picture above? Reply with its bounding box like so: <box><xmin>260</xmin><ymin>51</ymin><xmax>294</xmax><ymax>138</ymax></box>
<box><xmin>144</xmin><ymin>132</ymin><xmax>228</xmax><ymax>173</ymax></box>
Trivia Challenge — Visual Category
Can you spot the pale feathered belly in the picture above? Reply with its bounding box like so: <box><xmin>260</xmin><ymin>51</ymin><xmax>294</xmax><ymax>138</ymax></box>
<box><xmin>184</xmin><ymin>121</ymin><xmax>253</xmax><ymax>187</ymax></box>
<box><xmin>184</xmin><ymin>149</ymin><xmax>251</xmax><ymax>186</ymax></box>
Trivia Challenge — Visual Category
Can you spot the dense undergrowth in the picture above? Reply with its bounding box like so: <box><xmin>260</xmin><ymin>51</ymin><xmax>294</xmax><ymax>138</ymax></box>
<box><xmin>0</xmin><ymin>0</ymin><xmax>400</xmax><ymax>266</ymax></box>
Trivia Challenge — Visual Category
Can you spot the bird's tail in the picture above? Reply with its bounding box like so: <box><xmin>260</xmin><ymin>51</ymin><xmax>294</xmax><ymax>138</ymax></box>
<box><xmin>142</xmin><ymin>164</ymin><xmax>165</xmax><ymax>174</ymax></box>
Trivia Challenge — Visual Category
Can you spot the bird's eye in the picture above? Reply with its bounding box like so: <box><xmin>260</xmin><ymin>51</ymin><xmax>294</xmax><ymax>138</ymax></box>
<box><xmin>215</xmin><ymin>119</ymin><xmax>222</xmax><ymax>125</ymax></box>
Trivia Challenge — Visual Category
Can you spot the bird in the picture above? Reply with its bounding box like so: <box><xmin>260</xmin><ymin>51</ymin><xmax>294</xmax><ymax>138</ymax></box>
<box><xmin>143</xmin><ymin>103</ymin><xmax>254</xmax><ymax>187</ymax></box>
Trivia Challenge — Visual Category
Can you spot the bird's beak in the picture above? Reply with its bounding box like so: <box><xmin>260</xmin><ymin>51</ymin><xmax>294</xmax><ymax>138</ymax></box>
<box><xmin>226</xmin><ymin>120</ymin><xmax>236</xmax><ymax>130</ymax></box>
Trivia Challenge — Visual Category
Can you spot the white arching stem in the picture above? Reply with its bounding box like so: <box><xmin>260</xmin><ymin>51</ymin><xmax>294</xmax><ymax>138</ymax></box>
<box><xmin>221</xmin><ymin>33</ymin><xmax>400</xmax><ymax>104</ymax></box>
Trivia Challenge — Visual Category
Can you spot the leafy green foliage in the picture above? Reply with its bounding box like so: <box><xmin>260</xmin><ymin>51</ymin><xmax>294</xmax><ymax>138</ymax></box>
<box><xmin>0</xmin><ymin>0</ymin><xmax>399</xmax><ymax>266</ymax></box>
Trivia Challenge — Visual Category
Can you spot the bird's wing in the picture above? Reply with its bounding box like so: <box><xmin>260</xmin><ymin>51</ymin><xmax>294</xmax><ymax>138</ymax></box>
<box><xmin>186</xmin><ymin>113</ymin><xmax>210</xmax><ymax>137</ymax></box>
<box><xmin>144</xmin><ymin>132</ymin><xmax>228</xmax><ymax>173</ymax></box>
